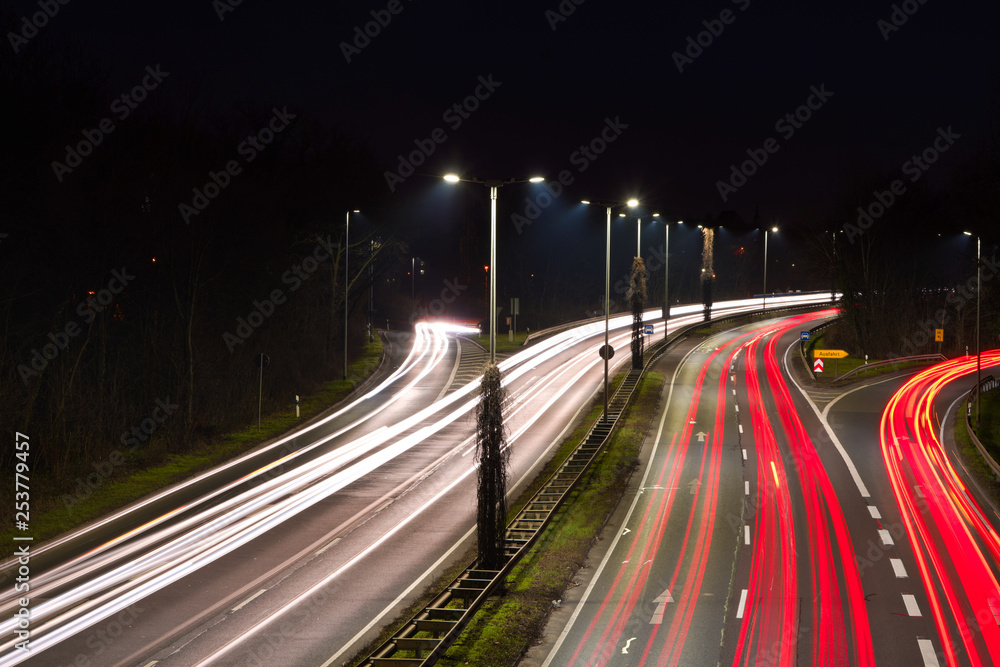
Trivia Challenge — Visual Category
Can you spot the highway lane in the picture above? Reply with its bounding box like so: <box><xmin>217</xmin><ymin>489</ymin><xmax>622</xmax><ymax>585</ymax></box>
<box><xmin>876</xmin><ymin>353</ymin><xmax>1000</xmax><ymax>666</ymax></box>
<box><xmin>0</xmin><ymin>295</ymin><xmax>832</xmax><ymax>666</ymax></box>
<box><xmin>536</xmin><ymin>310</ymin><xmax>885</xmax><ymax>666</ymax></box>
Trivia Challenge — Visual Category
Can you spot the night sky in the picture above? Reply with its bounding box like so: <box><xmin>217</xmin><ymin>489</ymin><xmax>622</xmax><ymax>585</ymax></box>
<box><xmin>4</xmin><ymin>0</ymin><xmax>999</xmax><ymax>310</ymax></box>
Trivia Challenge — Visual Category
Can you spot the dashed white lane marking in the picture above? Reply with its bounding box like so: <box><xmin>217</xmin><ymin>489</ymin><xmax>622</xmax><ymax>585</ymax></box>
<box><xmin>917</xmin><ymin>639</ymin><xmax>940</xmax><ymax>666</ymax></box>
<box><xmin>232</xmin><ymin>589</ymin><xmax>267</xmax><ymax>612</ymax></box>
<box><xmin>915</xmin><ymin>485</ymin><xmax>925</xmax><ymax>498</ymax></box>
<box><xmin>734</xmin><ymin>404</ymin><xmax>739</xmax><ymax>413</ymax></box>
<box><xmin>316</xmin><ymin>537</ymin><xmax>342</xmax><ymax>555</ymax></box>
<box><xmin>745</xmin><ymin>481</ymin><xmax>750</xmax><ymax>496</ymax></box>
<box><xmin>733</xmin><ymin>389</ymin><xmax>737</xmax><ymax>396</ymax></box>
<box><xmin>738</xmin><ymin>424</ymin><xmax>744</xmax><ymax>434</ymax></box>
<box><xmin>744</xmin><ymin>526</ymin><xmax>750</xmax><ymax>545</ymax></box>
<box><xmin>736</xmin><ymin>589</ymin><xmax>749</xmax><ymax>618</ymax></box>
<box><xmin>903</xmin><ymin>594</ymin><xmax>922</xmax><ymax>616</ymax></box>
<box><xmin>878</xmin><ymin>529</ymin><xmax>894</xmax><ymax>546</ymax></box>
<box><xmin>742</xmin><ymin>449</ymin><xmax>748</xmax><ymax>460</ymax></box>
<box><xmin>868</xmin><ymin>505</ymin><xmax>881</xmax><ymax>519</ymax></box>
<box><xmin>141</xmin><ymin>662</ymin><xmax>159</xmax><ymax>667</ymax></box>
<box><xmin>891</xmin><ymin>558</ymin><xmax>908</xmax><ymax>578</ymax></box>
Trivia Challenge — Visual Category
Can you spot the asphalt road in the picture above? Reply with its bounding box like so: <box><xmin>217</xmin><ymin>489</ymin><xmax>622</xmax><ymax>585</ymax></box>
<box><xmin>528</xmin><ymin>311</ymin><xmax>1000</xmax><ymax>667</ymax></box>
<box><xmin>0</xmin><ymin>295</ymin><xmax>833</xmax><ymax>666</ymax></box>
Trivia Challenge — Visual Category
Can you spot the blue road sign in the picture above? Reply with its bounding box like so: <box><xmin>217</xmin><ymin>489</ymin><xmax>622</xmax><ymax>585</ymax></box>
<box><xmin>800</xmin><ymin>331</ymin><xmax>810</xmax><ymax>342</ymax></box>
<box><xmin>644</xmin><ymin>324</ymin><xmax>654</xmax><ymax>335</ymax></box>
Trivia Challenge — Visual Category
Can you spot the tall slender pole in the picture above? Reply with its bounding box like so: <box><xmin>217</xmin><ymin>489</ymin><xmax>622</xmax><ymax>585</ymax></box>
<box><xmin>763</xmin><ymin>229</ymin><xmax>769</xmax><ymax>311</ymax></box>
<box><xmin>604</xmin><ymin>205</ymin><xmax>611</xmax><ymax>423</ymax></box>
<box><xmin>369</xmin><ymin>239</ymin><xmax>374</xmax><ymax>342</ymax></box>
<box><xmin>344</xmin><ymin>211</ymin><xmax>350</xmax><ymax>380</ymax></box>
<box><xmin>664</xmin><ymin>223</ymin><xmax>670</xmax><ymax>324</ymax></box>
<box><xmin>257</xmin><ymin>359</ymin><xmax>263</xmax><ymax>432</ymax></box>
<box><xmin>637</xmin><ymin>218</ymin><xmax>641</xmax><ymax>258</ymax></box>
<box><xmin>411</xmin><ymin>257</ymin><xmax>415</xmax><ymax>310</ymax></box>
<box><xmin>977</xmin><ymin>234</ymin><xmax>982</xmax><ymax>429</ymax></box>
<box><xmin>489</xmin><ymin>185</ymin><xmax>498</xmax><ymax>364</ymax></box>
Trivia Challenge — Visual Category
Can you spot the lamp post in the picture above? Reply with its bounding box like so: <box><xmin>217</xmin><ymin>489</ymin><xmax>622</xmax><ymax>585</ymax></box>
<box><xmin>344</xmin><ymin>209</ymin><xmax>359</xmax><ymax>380</ymax></box>
<box><xmin>444</xmin><ymin>174</ymin><xmax>543</xmax><ymax>364</ymax></box>
<box><xmin>763</xmin><ymin>225</ymin><xmax>778</xmax><ymax>311</ymax></box>
<box><xmin>583</xmin><ymin>198</ymin><xmax>638</xmax><ymax>422</ymax></box>
<box><xmin>966</xmin><ymin>231</ymin><xmax>982</xmax><ymax>428</ymax></box>
<box><xmin>662</xmin><ymin>218</ymin><xmax>680</xmax><ymax>322</ymax></box>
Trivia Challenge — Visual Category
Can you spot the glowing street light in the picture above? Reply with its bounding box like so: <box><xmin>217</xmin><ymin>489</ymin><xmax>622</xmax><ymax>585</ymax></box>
<box><xmin>966</xmin><ymin>230</ymin><xmax>982</xmax><ymax>428</ymax></box>
<box><xmin>582</xmin><ymin>197</ymin><xmax>638</xmax><ymax>422</ymax></box>
<box><xmin>763</xmin><ymin>225</ymin><xmax>779</xmax><ymax>311</ymax></box>
<box><xmin>444</xmin><ymin>174</ymin><xmax>544</xmax><ymax>364</ymax></box>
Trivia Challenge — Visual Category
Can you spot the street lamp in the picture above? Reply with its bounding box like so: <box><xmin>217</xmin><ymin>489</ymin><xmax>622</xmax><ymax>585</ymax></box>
<box><xmin>763</xmin><ymin>225</ymin><xmax>778</xmax><ymax>310</ymax></box>
<box><xmin>619</xmin><ymin>209</ymin><xmax>657</xmax><ymax>259</ymax></box>
<box><xmin>582</xmin><ymin>198</ymin><xmax>638</xmax><ymax>422</ymax></box>
<box><xmin>965</xmin><ymin>230</ymin><xmax>981</xmax><ymax>428</ymax></box>
<box><xmin>345</xmin><ymin>209</ymin><xmax>359</xmax><ymax>380</ymax></box>
<box><xmin>444</xmin><ymin>174</ymin><xmax>543</xmax><ymax>364</ymax></box>
<box><xmin>659</xmin><ymin>217</ymin><xmax>680</xmax><ymax>322</ymax></box>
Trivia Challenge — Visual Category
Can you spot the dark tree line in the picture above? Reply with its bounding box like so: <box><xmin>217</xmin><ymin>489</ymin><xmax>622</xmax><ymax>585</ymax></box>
<box><xmin>0</xmin><ymin>38</ymin><xmax>405</xmax><ymax>489</ymax></box>
<box><xmin>807</xmin><ymin>141</ymin><xmax>1000</xmax><ymax>359</ymax></box>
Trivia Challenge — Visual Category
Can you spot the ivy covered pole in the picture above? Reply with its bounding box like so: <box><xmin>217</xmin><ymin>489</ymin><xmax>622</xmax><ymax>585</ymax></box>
<box><xmin>629</xmin><ymin>256</ymin><xmax>647</xmax><ymax>369</ymax></box>
<box><xmin>475</xmin><ymin>363</ymin><xmax>509</xmax><ymax>570</ymax></box>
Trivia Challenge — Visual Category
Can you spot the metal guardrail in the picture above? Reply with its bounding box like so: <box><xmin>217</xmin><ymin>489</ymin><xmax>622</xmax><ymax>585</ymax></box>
<box><xmin>835</xmin><ymin>354</ymin><xmax>946</xmax><ymax>381</ymax></box>
<box><xmin>358</xmin><ymin>302</ymin><xmax>835</xmax><ymax>667</ymax></box>
<box><xmin>360</xmin><ymin>372</ymin><xmax>647</xmax><ymax>667</ymax></box>
<box><xmin>966</xmin><ymin>375</ymin><xmax>1000</xmax><ymax>482</ymax></box>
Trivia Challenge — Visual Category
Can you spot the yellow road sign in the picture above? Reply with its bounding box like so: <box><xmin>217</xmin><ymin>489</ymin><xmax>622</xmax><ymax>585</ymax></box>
<box><xmin>814</xmin><ymin>349</ymin><xmax>848</xmax><ymax>359</ymax></box>
<box><xmin>935</xmin><ymin>329</ymin><xmax>944</xmax><ymax>342</ymax></box>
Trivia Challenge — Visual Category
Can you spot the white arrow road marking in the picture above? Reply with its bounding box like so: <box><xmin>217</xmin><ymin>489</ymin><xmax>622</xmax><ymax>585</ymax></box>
<box><xmin>650</xmin><ymin>589</ymin><xmax>675</xmax><ymax>624</ymax></box>
<box><xmin>622</xmin><ymin>637</ymin><xmax>636</xmax><ymax>654</ymax></box>
<box><xmin>688</xmin><ymin>478</ymin><xmax>700</xmax><ymax>495</ymax></box>
<box><xmin>696</xmin><ymin>431</ymin><xmax>707</xmax><ymax>442</ymax></box>
<box><xmin>622</xmin><ymin>528</ymin><xmax>631</xmax><ymax>536</ymax></box>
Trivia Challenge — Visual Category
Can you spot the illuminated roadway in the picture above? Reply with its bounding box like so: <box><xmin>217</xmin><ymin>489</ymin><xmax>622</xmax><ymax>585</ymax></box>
<box><xmin>0</xmin><ymin>294</ymin><xmax>831</xmax><ymax>666</ymax></box>
<box><xmin>531</xmin><ymin>314</ymin><xmax>1000</xmax><ymax>667</ymax></box>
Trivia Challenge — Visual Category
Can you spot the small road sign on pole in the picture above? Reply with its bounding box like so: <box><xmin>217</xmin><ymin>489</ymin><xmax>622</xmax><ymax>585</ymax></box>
<box><xmin>644</xmin><ymin>324</ymin><xmax>654</xmax><ymax>335</ymax></box>
<box><xmin>800</xmin><ymin>331</ymin><xmax>810</xmax><ymax>342</ymax></box>
<box><xmin>934</xmin><ymin>329</ymin><xmax>944</xmax><ymax>342</ymax></box>
<box><xmin>813</xmin><ymin>358</ymin><xmax>824</xmax><ymax>373</ymax></box>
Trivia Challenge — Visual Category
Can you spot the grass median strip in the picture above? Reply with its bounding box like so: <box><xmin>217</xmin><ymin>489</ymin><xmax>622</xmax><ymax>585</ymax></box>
<box><xmin>437</xmin><ymin>371</ymin><xmax>665</xmax><ymax>667</ymax></box>
<box><xmin>955</xmin><ymin>392</ymin><xmax>1000</xmax><ymax>505</ymax></box>
<box><xmin>345</xmin><ymin>371</ymin><xmax>630</xmax><ymax>667</ymax></box>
